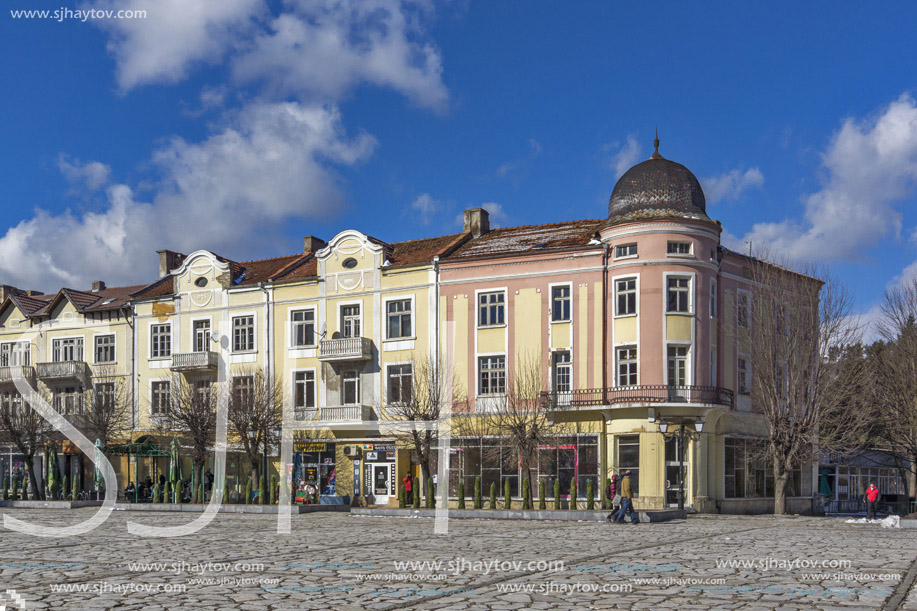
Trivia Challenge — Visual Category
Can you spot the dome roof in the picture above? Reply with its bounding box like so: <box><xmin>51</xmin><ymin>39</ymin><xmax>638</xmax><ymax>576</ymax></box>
<box><xmin>607</xmin><ymin>138</ymin><xmax>709</xmax><ymax>224</ymax></box>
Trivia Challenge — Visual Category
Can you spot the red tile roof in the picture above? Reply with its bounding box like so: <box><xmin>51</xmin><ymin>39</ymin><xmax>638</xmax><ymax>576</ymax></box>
<box><xmin>444</xmin><ymin>219</ymin><xmax>604</xmax><ymax>260</ymax></box>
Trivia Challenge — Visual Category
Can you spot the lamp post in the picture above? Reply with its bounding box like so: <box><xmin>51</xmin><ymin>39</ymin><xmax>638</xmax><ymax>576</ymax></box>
<box><xmin>262</xmin><ymin>426</ymin><xmax>281</xmax><ymax>504</ymax></box>
<box><xmin>656</xmin><ymin>417</ymin><xmax>705</xmax><ymax>511</ymax></box>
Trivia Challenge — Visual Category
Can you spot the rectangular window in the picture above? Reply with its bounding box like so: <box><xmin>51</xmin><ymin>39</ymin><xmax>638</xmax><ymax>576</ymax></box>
<box><xmin>232</xmin><ymin>316</ymin><xmax>255</xmax><ymax>352</ymax></box>
<box><xmin>290</xmin><ymin>310</ymin><xmax>315</xmax><ymax>347</ymax></box>
<box><xmin>551</xmin><ymin>286</ymin><xmax>571</xmax><ymax>322</ymax></box>
<box><xmin>387</xmin><ymin>364</ymin><xmax>414</xmax><ymax>404</ymax></box>
<box><xmin>94</xmin><ymin>335</ymin><xmax>115</xmax><ymax>363</ymax></box>
<box><xmin>667</xmin><ymin>345</ymin><xmax>689</xmax><ymax>386</ymax></box>
<box><xmin>151</xmin><ymin>381</ymin><xmax>170</xmax><ymax>415</ymax></box>
<box><xmin>776</xmin><ymin>363</ymin><xmax>786</xmax><ymax>402</ymax></box>
<box><xmin>342</xmin><ymin>371</ymin><xmax>360</xmax><ymax>405</ymax></box>
<box><xmin>552</xmin><ymin>351</ymin><xmax>571</xmax><ymax>392</ymax></box>
<box><xmin>232</xmin><ymin>375</ymin><xmax>253</xmax><ymax>407</ymax></box>
<box><xmin>615</xmin><ymin>278</ymin><xmax>636</xmax><ymax>316</ymax></box>
<box><xmin>616</xmin><ymin>346</ymin><xmax>638</xmax><ymax>387</ymax></box>
<box><xmin>53</xmin><ymin>386</ymin><xmax>82</xmax><ymax>415</ymax></box>
<box><xmin>666</xmin><ymin>277</ymin><xmax>691</xmax><ymax>313</ymax></box>
<box><xmin>617</xmin><ymin>435</ymin><xmax>640</xmax><ymax>496</ymax></box>
<box><xmin>94</xmin><ymin>382</ymin><xmax>115</xmax><ymax>414</ymax></box>
<box><xmin>150</xmin><ymin>324</ymin><xmax>171</xmax><ymax>358</ymax></box>
<box><xmin>710</xmin><ymin>281</ymin><xmax>718</xmax><ymax>319</ymax></box>
<box><xmin>725</xmin><ymin>438</ymin><xmax>774</xmax><ymax>499</ymax></box>
<box><xmin>0</xmin><ymin>342</ymin><xmax>29</xmax><ymax>367</ymax></box>
<box><xmin>615</xmin><ymin>243</ymin><xmax>637</xmax><ymax>259</ymax></box>
<box><xmin>192</xmin><ymin>380</ymin><xmax>212</xmax><ymax>408</ymax></box>
<box><xmin>478</xmin><ymin>355</ymin><xmax>506</xmax><ymax>395</ymax></box>
<box><xmin>737</xmin><ymin>292</ymin><xmax>749</xmax><ymax>329</ymax></box>
<box><xmin>386</xmin><ymin>299</ymin><xmax>412</xmax><ymax>339</ymax></box>
<box><xmin>192</xmin><ymin>320</ymin><xmax>211</xmax><ymax>353</ymax></box>
<box><xmin>478</xmin><ymin>292</ymin><xmax>505</xmax><ymax>327</ymax></box>
<box><xmin>341</xmin><ymin>305</ymin><xmax>361</xmax><ymax>338</ymax></box>
<box><xmin>52</xmin><ymin>338</ymin><xmax>83</xmax><ymax>362</ymax></box>
<box><xmin>293</xmin><ymin>371</ymin><xmax>316</xmax><ymax>409</ymax></box>
<box><xmin>738</xmin><ymin>357</ymin><xmax>750</xmax><ymax>395</ymax></box>
<box><xmin>667</xmin><ymin>241</ymin><xmax>692</xmax><ymax>255</ymax></box>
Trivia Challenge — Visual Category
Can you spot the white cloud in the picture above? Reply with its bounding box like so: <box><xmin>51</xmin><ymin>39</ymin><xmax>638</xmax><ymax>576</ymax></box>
<box><xmin>609</xmin><ymin>135</ymin><xmax>641</xmax><ymax>179</ymax></box>
<box><xmin>496</xmin><ymin>138</ymin><xmax>541</xmax><ymax>180</ymax></box>
<box><xmin>0</xmin><ymin>103</ymin><xmax>375</xmax><ymax>290</ymax></box>
<box><xmin>409</xmin><ymin>193</ymin><xmax>440</xmax><ymax>225</ymax></box>
<box><xmin>57</xmin><ymin>155</ymin><xmax>112</xmax><ymax>192</ymax></box>
<box><xmin>480</xmin><ymin>202</ymin><xmax>507</xmax><ymax>228</ymax></box>
<box><xmin>231</xmin><ymin>0</ymin><xmax>448</xmax><ymax>111</ymax></box>
<box><xmin>741</xmin><ymin>94</ymin><xmax>917</xmax><ymax>262</ymax></box>
<box><xmin>701</xmin><ymin>167</ymin><xmax>764</xmax><ymax>205</ymax></box>
<box><xmin>89</xmin><ymin>0</ymin><xmax>265</xmax><ymax>91</ymax></box>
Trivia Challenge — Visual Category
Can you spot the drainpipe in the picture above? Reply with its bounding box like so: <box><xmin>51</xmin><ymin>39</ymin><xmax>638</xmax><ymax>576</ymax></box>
<box><xmin>601</xmin><ymin>244</ymin><xmax>609</xmax><ymax>405</ymax></box>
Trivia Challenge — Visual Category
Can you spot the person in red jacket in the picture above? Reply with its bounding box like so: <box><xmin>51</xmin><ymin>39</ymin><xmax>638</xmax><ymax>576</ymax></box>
<box><xmin>864</xmin><ymin>483</ymin><xmax>881</xmax><ymax>520</ymax></box>
<box><xmin>403</xmin><ymin>472</ymin><xmax>413</xmax><ymax>505</ymax></box>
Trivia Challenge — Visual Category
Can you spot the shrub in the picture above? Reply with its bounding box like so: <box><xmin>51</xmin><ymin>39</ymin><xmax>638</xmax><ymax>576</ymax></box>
<box><xmin>11</xmin><ymin>476</ymin><xmax>18</xmax><ymax>501</ymax></box>
<box><xmin>426</xmin><ymin>477</ymin><xmax>434</xmax><ymax>509</ymax></box>
<box><xmin>60</xmin><ymin>476</ymin><xmax>69</xmax><ymax>500</ymax></box>
<box><xmin>489</xmin><ymin>482</ymin><xmax>497</xmax><ymax>509</ymax></box>
<box><xmin>586</xmin><ymin>479</ymin><xmax>594</xmax><ymax>510</ymax></box>
<box><xmin>1</xmin><ymin>476</ymin><xmax>7</xmax><ymax>500</ymax></box>
<box><xmin>539</xmin><ymin>480</ymin><xmax>546</xmax><ymax>510</ymax></box>
<box><xmin>153</xmin><ymin>484</ymin><xmax>160</xmax><ymax>503</ymax></box>
<box><xmin>258</xmin><ymin>474</ymin><xmax>267</xmax><ymax>506</ymax></box>
<box><xmin>504</xmin><ymin>478</ymin><xmax>511</xmax><ymax>510</ymax></box>
<box><xmin>398</xmin><ymin>481</ymin><xmax>405</xmax><ymax>508</ymax></box>
<box><xmin>244</xmin><ymin>477</ymin><xmax>252</xmax><ymax>505</ymax></box>
<box><xmin>604</xmin><ymin>478</ymin><xmax>612</xmax><ymax>510</ymax></box>
<box><xmin>570</xmin><ymin>478</ymin><xmax>578</xmax><ymax>510</ymax></box>
<box><xmin>473</xmin><ymin>476</ymin><xmax>482</xmax><ymax>509</ymax></box>
<box><xmin>553</xmin><ymin>479</ymin><xmax>560</xmax><ymax>510</ymax></box>
<box><xmin>412</xmin><ymin>477</ymin><xmax>420</xmax><ymax>508</ymax></box>
<box><xmin>270</xmin><ymin>476</ymin><xmax>277</xmax><ymax>505</ymax></box>
<box><xmin>457</xmin><ymin>480</ymin><xmax>465</xmax><ymax>509</ymax></box>
<box><xmin>72</xmin><ymin>475</ymin><xmax>79</xmax><ymax>501</ymax></box>
<box><xmin>22</xmin><ymin>474</ymin><xmax>29</xmax><ymax>500</ymax></box>
<box><xmin>522</xmin><ymin>478</ymin><xmax>530</xmax><ymax>510</ymax></box>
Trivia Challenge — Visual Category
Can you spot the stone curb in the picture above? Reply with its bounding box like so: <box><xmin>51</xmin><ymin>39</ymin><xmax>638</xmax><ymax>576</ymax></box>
<box><xmin>351</xmin><ymin>507</ymin><xmax>687</xmax><ymax>522</ymax></box>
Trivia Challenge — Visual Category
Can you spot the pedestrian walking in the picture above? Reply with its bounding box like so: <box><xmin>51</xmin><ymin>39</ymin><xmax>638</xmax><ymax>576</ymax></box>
<box><xmin>614</xmin><ymin>470</ymin><xmax>637</xmax><ymax>524</ymax></box>
<box><xmin>606</xmin><ymin>473</ymin><xmax>620</xmax><ymax>522</ymax></box>
<box><xmin>864</xmin><ymin>482</ymin><xmax>881</xmax><ymax>520</ymax></box>
<box><xmin>403</xmin><ymin>472</ymin><xmax>413</xmax><ymax>505</ymax></box>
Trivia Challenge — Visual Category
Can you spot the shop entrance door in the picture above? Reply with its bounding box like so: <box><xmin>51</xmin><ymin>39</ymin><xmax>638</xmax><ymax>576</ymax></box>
<box><xmin>372</xmin><ymin>463</ymin><xmax>392</xmax><ymax>503</ymax></box>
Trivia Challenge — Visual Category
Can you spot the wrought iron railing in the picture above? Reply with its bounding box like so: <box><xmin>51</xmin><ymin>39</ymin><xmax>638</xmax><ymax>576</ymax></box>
<box><xmin>36</xmin><ymin>361</ymin><xmax>90</xmax><ymax>379</ymax></box>
<box><xmin>170</xmin><ymin>351</ymin><xmax>219</xmax><ymax>371</ymax></box>
<box><xmin>540</xmin><ymin>385</ymin><xmax>734</xmax><ymax>409</ymax></box>
<box><xmin>318</xmin><ymin>337</ymin><xmax>373</xmax><ymax>361</ymax></box>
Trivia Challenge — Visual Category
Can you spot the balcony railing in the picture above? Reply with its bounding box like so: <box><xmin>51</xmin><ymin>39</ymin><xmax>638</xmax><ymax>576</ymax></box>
<box><xmin>541</xmin><ymin>385</ymin><xmax>734</xmax><ymax>410</ymax></box>
<box><xmin>0</xmin><ymin>365</ymin><xmax>35</xmax><ymax>384</ymax></box>
<box><xmin>294</xmin><ymin>404</ymin><xmax>374</xmax><ymax>423</ymax></box>
<box><xmin>170</xmin><ymin>351</ymin><xmax>219</xmax><ymax>371</ymax></box>
<box><xmin>36</xmin><ymin>361</ymin><xmax>90</xmax><ymax>380</ymax></box>
<box><xmin>318</xmin><ymin>337</ymin><xmax>373</xmax><ymax>362</ymax></box>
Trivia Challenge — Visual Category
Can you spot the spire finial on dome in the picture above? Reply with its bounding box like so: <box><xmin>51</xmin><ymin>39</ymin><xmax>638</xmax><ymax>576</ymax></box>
<box><xmin>651</xmin><ymin>128</ymin><xmax>662</xmax><ymax>159</ymax></box>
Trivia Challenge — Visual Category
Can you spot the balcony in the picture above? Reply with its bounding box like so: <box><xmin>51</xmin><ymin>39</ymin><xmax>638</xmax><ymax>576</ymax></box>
<box><xmin>318</xmin><ymin>337</ymin><xmax>373</xmax><ymax>362</ymax></box>
<box><xmin>170</xmin><ymin>351</ymin><xmax>219</xmax><ymax>372</ymax></box>
<box><xmin>293</xmin><ymin>404</ymin><xmax>374</xmax><ymax>423</ymax></box>
<box><xmin>0</xmin><ymin>366</ymin><xmax>35</xmax><ymax>385</ymax></box>
<box><xmin>541</xmin><ymin>385</ymin><xmax>734</xmax><ymax>410</ymax></box>
<box><xmin>36</xmin><ymin>361</ymin><xmax>90</xmax><ymax>380</ymax></box>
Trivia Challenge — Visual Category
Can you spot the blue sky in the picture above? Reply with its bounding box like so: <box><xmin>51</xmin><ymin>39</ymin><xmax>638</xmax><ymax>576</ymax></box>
<box><xmin>2</xmin><ymin>1</ymin><xmax>916</xmax><ymax>326</ymax></box>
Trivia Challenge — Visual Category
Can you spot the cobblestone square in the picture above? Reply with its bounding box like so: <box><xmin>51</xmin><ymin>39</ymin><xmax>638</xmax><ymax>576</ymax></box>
<box><xmin>0</xmin><ymin>510</ymin><xmax>915</xmax><ymax>610</ymax></box>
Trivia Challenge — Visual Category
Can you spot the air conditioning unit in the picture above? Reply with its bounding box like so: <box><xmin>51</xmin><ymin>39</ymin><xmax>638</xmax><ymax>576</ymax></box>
<box><xmin>342</xmin><ymin>445</ymin><xmax>360</xmax><ymax>458</ymax></box>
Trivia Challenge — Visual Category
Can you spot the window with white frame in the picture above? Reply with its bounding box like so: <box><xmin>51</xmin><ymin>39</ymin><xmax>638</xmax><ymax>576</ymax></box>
<box><xmin>615</xmin><ymin>278</ymin><xmax>636</xmax><ymax>316</ymax></box>
<box><xmin>551</xmin><ymin>286</ymin><xmax>571</xmax><ymax>322</ymax></box>
<box><xmin>294</xmin><ymin>371</ymin><xmax>315</xmax><ymax>409</ymax></box>
<box><xmin>710</xmin><ymin>280</ymin><xmax>718</xmax><ymax>319</ymax></box>
<box><xmin>341</xmin><ymin>305</ymin><xmax>361</xmax><ymax>338</ymax></box>
<box><xmin>667</xmin><ymin>241</ymin><xmax>692</xmax><ymax>255</ymax></box>
<box><xmin>94</xmin><ymin>335</ymin><xmax>115</xmax><ymax>363</ymax></box>
<box><xmin>53</xmin><ymin>386</ymin><xmax>83</xmax><ymax>415</ymax></box>
<box><xmin>232</xmin><ymin>316</ymin><xmax>255</xmax><ymax>352</ymax></box>
<box><xmin>291</xmin><ymin>310</ymin><xmax>315</xmax><ymax>347</ymax></box>
<box><xmin>386</xmin><ymin>299</ymin><xmax>412</xmax><ymax>339</ymax></box>
<box><xmin>192</xmin><ymin>320</ymin><xmax>211</xmax><ymax>353</ymax></box>
<box><xmin>616</xmin><ymin>346</ymin><xmax>638</xmax><ymax>386</ymax></box>
<box><xmin>151</xmin><ymin>381</ymin><xmax>170</xmax><ymax>415</ymax></box>
<box><xmin>738</xmin><ymin>357</ymin><xmax>750</xmax><ymax>395</ymax></box>
<box><xmin>192</xmin><ymin>379</ymin><xmax>212</xmax><ymax>407</ymax></box>
<box><xmin>666</xmin><ymin>277</ymin><xmax>691</xmax><ymax>313</ymax></box>
<box><xmin>667</xmin><ymin>345</ymin><xmax>689</xmax><ymax>386</ymax></box>
<box><xmin>232</xmin><ymin>375</ymin><xmax>253</xmax><ymax>408</ymax></box>
<box><xmin>0</xmin><ymin>391</ymin><xmax>22</xmax><ymax>416</ymax></box>
<box><xmin>0</xmin><ymin>342</ymin><xmax>29</xmax><ymax>367</ymax></box>
<box><xmin>552</xmin><ymin>351</ymin><xmax>571</xmax><ymax>392</ymax></box>
<box><xmin>342</xmin><ymin>371</ymin><xmax>360</xmax><ymax>405</ymax></box>
<box><xmin>94</xmin><ymin>382</ymin><xmax>115</xmax><ymax>414</ymax></box>
<box><xmin>387</xmin><ymin>364</ymin><xmax>413</xmax><ymax>404</ymax></box>
<box><xmin>478</xmin><ymin>292</ymin><xmax>505</xmax><ymax>327</ymax></box>
<box><xmin>53</xmin><ymin>338</ymin><xmax>83</xmax><ymax>362</ymax></box>
<box><xmin>150</xmin><ymin>324</ymin><xmax>171</xmax><ymax>358</ymax></box>
<box><xmin>615</xmin><ymin>243</ymin><xmax>637</xmax><ymax>259</ymax></box>
<box><xmin>478</xmin><ymin>355</ymin><xmax>506</xmax><ymax>395</ymax></box>
<box><xmin>737</xmin><ymin>292</ymin><xmax>749</xmax><ymax>329</ymax></box>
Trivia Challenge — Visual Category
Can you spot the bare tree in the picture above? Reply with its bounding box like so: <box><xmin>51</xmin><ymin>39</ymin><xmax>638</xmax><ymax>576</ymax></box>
<box><xmin>83</xmin><ymin>374</ymin><xmax>132</xmax><ymax>448</ymax></box>
<box><xmin>158</xmin><ymin>377</ymin><xmax>218</xmax><ymax>503</ymax></box>
<box><xmin>869</xmin><ymin>277</ymin><xmax>917</xmax><ymax>498</ymax></box>
<box><xmin>0</xmin><ymin>391</ymin><xmax>49</xmax><ymax>500</ymax></box>
<box><xmin>745</xmin><ymin>256</ymin><xmax>866</xmax><ymax>514</ymax></box>
<box><xmin>227</xmin><ymin>367</ymin><xmax>283</xmax><ymax>498</ymax></box>
<box><xmin>385</xmin><ymin>354</ymin><xmax>462</xmax><ymax>493</ymax></box>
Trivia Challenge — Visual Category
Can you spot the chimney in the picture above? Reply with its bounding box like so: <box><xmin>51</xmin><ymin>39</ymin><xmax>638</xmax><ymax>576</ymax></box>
<box><xmin>157</xmin><ymin>250</ymin><xmax>185</xmax><ymax>278</ymax></box>
<box><xmin>303</xmin><ymin>236</ymin><xmax>327</xmax><ymax>253</ymax></box>
<box><xmin>463</xmin><ymin>208</ymin><xmax>490</xmax><ymax>238</ymax></box>
<box><xmin>91</xmin><ymin>281</ymin><xmax>106</xmax><ymax>292</ymax></box>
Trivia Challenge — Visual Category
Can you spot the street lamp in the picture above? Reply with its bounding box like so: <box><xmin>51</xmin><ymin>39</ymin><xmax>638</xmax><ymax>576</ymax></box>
<box><xmin>656</xmin><ymin>416</ymin><xmax>705</xmax><ymax>511</ymax></box>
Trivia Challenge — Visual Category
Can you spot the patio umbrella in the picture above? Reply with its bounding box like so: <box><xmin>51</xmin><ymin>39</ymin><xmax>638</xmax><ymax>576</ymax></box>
<box><xmin>93</xmin><ymin>439</ymin><xmax>105</xmax><ymax>493</ymax></box>
<box><xmin>169</xmin><ymin>438</ymin><xmax>182</xmax><ymax>502</ymax></box>
<box><xmin>47</xmin><ymin>446</ymin><xmax>60</xmax><ymax>497</ymax></box>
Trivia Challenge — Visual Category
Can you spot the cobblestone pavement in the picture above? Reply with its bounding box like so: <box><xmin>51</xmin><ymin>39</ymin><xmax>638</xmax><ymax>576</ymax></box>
<box><xmin>0</xmin><ymin>510</ymin><xmax>914</xmax><ymax>610</ymax></box>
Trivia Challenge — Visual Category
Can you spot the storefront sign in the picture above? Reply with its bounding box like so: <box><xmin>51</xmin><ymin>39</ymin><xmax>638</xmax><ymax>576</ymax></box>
<box><xmin>353</xmin><ymin>459</ymin><xmax>360</xmax><ymax>497</ymax></box>
<box><xmin>294</xmin><ymin>442</ymin><xmax>328</xmax><ymax>452</ymax></box>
